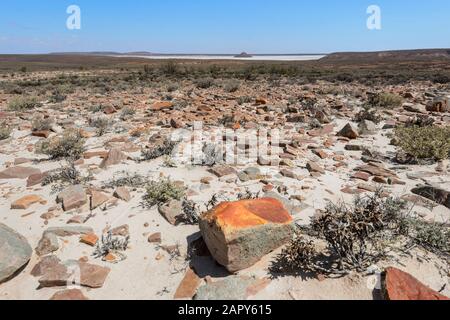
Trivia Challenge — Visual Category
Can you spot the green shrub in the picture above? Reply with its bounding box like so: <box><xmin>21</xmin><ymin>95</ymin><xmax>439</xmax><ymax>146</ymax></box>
<box><xmin>223</xmin><ymin>79</ymin><xmax>240</xmax><ymax>93</ymax></box>
<box><xmin>32</xmin><ymin>116</ymin><xmax>53</xmax><ymax>131</ymax></box>
<box><xmin>195</xmin><ymin>78</ymin><xmax>215</xmax><ymax>89</ymax></box>
<box><xmin>89</xmin><ymin>116</ymin><xmax>110</xmax><ymax>136</ymax></box>
<box><xmin>394</xmin><ymin>125</ymin><xmax>450</xmax><ymax>161</ymax></box>
<box><xmin>142</xmin><ymin>178</ymin><xmax>186</xmax><ymax>208</ymax></box>
<box><xmin>8</xmin><ymin>96</ymin><xmax>42</xmax><ymax>111</ymax></box>
<box><xmin>368</xmin><ymin>92</ymin><xmax>403</xmax><ymax>108</ymax></box>
<box><xmin>37</xmin><ymin>128</ymin><xmax>85</xmax><ymax>160</ymax></box>
<box><xmin>0</xmin><ymin>122</ymin><xmax>12</xmax><ymax>140</ymax></box>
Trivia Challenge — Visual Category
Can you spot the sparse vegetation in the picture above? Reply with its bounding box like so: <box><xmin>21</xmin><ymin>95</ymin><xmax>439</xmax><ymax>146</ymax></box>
<box><xmin>142</xmin><ymin>177</ymin><xmax>186</xmax><ymax>208</ymax></box>
<box><xmin>89</xmin><ymin>116</ymin><xmax>110</xmax><ymax>136</ymax></box>
<box><xmin>31</xmin><ymin>115</ymin><xmax>53</xmax><ymax>131</ymax></box>
<box><xmin>223</xmin><ymin>79</ymin><xmax>240</xmax><ymax>92</ymax></box>
<box><xmin>42</xmin><ymin>161</ymin><xmax>92</xmax><ymax>193</ymax></box>
<box><xmin>368</xmin><ymin>92</ymin><xmax>403</xmax><ymax>108</ymax></box>
<box><xmin>8</xmin><ymin>96</ymin><xmax>42</xmax><ymax>111</ymax></box>
<box><xmin>0</xmin><ymin>123</ymin><xmax>12</xmax><ymax>140</ymax></box>
<box><xmin>195</xmin><ymin>77</ymin><xmax>215</xmax><ymax>89</ymax></box>
<box><xmin>103</xmin><ymin>171</ymin><xmax>147</xmax><ymax>189</ymax></box>
<box><xmin>119</xmin><ymin>106</ymin><xmax>136</xmax><ymax>120</ymax></box>
<box><xmin>394</xmin><ymin>125</ymin><xmax>450</xmax><ymax>161</ymax></box>
<box><xmin>141</xmin><ymin>137</ymin><xmax>179</xmax><ymax>161</ymax></box>
<box><xmin>93</xmin><ymin>231</ymin><xmax>130</xmax><ymax>261</ymax></box>
<box><xmin>36</xmin><ymin>128</ymin><xmax>85</xmax><ymax>160</ymax></box>
<box><xmin>271</xmin><ymin>191</ymin><xmax>410</xmax><ymax>275</ymax></box>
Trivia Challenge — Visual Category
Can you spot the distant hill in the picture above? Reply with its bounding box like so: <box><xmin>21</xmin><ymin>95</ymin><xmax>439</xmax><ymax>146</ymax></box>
<box><xmin>320</xmin><ymin>49</ymin><xmax>450</xmax><ymax>63</ymax></box>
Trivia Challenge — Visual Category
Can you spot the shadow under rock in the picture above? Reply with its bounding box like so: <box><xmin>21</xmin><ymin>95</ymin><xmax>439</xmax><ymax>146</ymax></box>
<box><xmin>186</xmin><ymin>232</ymin><xmax>230</xmax><ymax>279</ymax></box>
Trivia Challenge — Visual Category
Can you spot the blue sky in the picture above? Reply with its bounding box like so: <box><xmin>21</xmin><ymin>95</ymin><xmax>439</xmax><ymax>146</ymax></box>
<box><xmin>0</xmin><ymin>0</ymin><xmax>449</xmax><ymax>54</ymax></box>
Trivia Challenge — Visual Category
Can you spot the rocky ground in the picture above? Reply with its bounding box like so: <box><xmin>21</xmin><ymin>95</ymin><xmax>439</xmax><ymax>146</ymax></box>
<box><xmin>0</xmin><ymin>66</ymin><xmax>449</xmax><ymax>300</ymax></box>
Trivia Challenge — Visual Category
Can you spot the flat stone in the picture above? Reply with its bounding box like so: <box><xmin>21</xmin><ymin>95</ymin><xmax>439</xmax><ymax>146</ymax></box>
<box><xmin>148</xmin><ymin>232</ymin><xmax>162</xmax><ymax>244</ymax></box>
<box><xmin>0</xmin><ymin>223</ymin><xmax>32</xmax><ymax>283</ymax></box>
<box><xmin>209</xmin><ymin>165</ymin><xmax>236</xmax><ymax>178</ymax></box>
<box><xmin>0</xmin><ymin>166</ymin><xmax>41</xmax><ymax>180</ymax></box>
<box><xmin>384</xmin><ymin>267</ymin><xmax>449</xmax><ymax>300</ymax></box>
<box><xmin>306</xmin><ymin>161</ymin><xmax>325</xmax><ymax>174</ymax></box>
<box><xmin>100</xmin><ymin>148</ymin><xmax>128</xmax><ymax>168</ymax></box>
<box><xmin>57</xmin><ymin>185</ymin><xmax>87</xmax><ymax>211</ymax></box>
<box><xmin>411</xmin><ymin>186</ymin><xmax>450</xmax><ymax>209</ymax></box>
<box><xmin>113</xmin><ymin>187</ymin><xmax>131</xmax><ymax>202</ymax></box>
<box><xmin>195</xmin><ymin>276</ymin><xmax>266</xmax><ymax>300</ymax></box>
<box><xmin>11</xmin><ymin>195</ymin><xmax>47</xmax><ymax>210</ymax></box>
<box><xmin>50</xmin><ymin>289</ymin><xmax>89</xmax><ymax>300</ymax></box>
<box><xmin>173</xmin><ymin>267</ymin><xmax>202</xmax><ymax>300</ymax></box>
<box><xmin>31</xmin><ymin>255</ymin><xmax>61</xmax><ymax>277</ymax></box>
<box><xmin>158</xmin><ymin>200</ymin><xmax>183</xmax><ymax>225</ymax></box>
<box><xmin>90</xmin><ymin>191</ymin><xmax>109</xmax><ymax>210</ymax></box>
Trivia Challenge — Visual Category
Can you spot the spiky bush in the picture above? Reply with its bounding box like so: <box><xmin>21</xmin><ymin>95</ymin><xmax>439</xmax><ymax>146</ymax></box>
<box><xmin>36</xmin><ymin>128</ymin><xmax>85</xmax><ymax>160</ymax></box>
<box><xmin>141</xmin><ymin>138</ymin><xmax>178</xmax><ymax>161</ymax></box>
<box><xmin>223</xmin><ymin>79</ymin><xmax>240</xmax><ymax>93</ymax></box>
<box><xmin>394</xmin><ymin>125</ymin><xmax>450</xmax><ymax>161</ymax></box>
<box><xmin>271</xmin><ymin>191</ymin><xmax>410</xmax><ymax>275</ymax></box>
<box><xmin>119</xmin><ymin>107</ymin><xmax>136</xmax><ymax>120</ymax></box>
<box><xmin>8</xmin><ymin>96</ymin><xmax>42</xmax><ymax>111</ymax></box>
<box><xmin>195</xmin><ymin>77</ymin><xmax>215</xmax><ymax>89</ymax></box>
<box><xmin>142</xmin><ymin>178</ymin><xmax>186</xmax><ymax>208</ymax></box>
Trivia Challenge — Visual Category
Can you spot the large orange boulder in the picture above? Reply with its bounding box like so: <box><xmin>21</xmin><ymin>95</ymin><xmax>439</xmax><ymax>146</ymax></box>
<box><xmin>384</xmin><ymin>267</ymin><xmax>449</xmax><ymax>300</ymax></box>
<box><xmin>199</xmin><ymin>198</ymin><xmax>294</xmax><ymax>272</ymax></box>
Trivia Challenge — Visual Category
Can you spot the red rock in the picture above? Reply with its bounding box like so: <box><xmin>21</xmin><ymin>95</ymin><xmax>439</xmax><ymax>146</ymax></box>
<box><xmin>384</xmin><ymin>267</ymin><xmax>449</xmax><ymax>300</ymax></box>
<box><xmin>173</xmin><ymin>267</ymin><xmax>202</xmax><ymax>299</ymax></box>
<box><xmin>103</xmin><ymin>105</ymin><xmax>117</xmax><ymax>114</ymax></box>
<box><xmin>113</xmin><ymin>187</ymin><xmax>131</xmax><ymax>202</ymax></box>
<box><xmin>100</xmin><ymin>148</ymin><xmax>128</xmax><ymax>168</ymax></box>
<box><xmin>90</xmin><ymin>191</ymin><xmax>109</xmax><ymax>210</ymax></box>
<box><xmin>351</xmin><ymin>171</ymin><xmax>370</xmax><ymax>181</ymax></box>
<box><xmin>50</xmin><ymin>289</ymin><xmax>89</xmax><ymax>300</ymax></box>
<box><xmin>0</xmin><ymin>166</ymin><xmax>41</xmax><ymax>180</ymax></box>
<box><xmin>83</xmin><ymin>150</ymin><xmax>109</xmax><ymax>159</ymax></box>
<box><xmin>200</xmin><ymin>198</ymin><xmax>293</xmax><ymax>272</ymax></box>
<box><xmin>151</xmin><ymin>101</ymin><xmax>174</xmax><ymax>111</ymax></box>
<box><xmin>337</xmin><ymin>123</ymin><xmax>359</xmax><ymax>139</ymax></box>
<box><xmin>27</xmin><ymin>172</ymin><xmax>49</xmax><ymax>187</ymax></box>
<box><xmin>32</xmin><ymin>130</ymin><xmax>51</xmax><ymax>138</ymax></box>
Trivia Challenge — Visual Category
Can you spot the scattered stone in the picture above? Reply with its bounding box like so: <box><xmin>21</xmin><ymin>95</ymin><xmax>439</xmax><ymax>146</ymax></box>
<box><xmin>100</xmin><ymin>148</ymin><xmax>128</xmax><ymax>168</ymax></box>
<box><xmin>306</xmin><ymin>161</ymin><xmax>325</xmax><ymax>174</ymax></box>
<box><xmin>90</xmin><ymin>191</ymin><xmax>109</xmax><ymax>210</ymax></box>
<box><xmin>0</xmin><ymin>223</ymin><xmax>32</xmax><ymax>283</ymax></box>
<box><xmin>411</xmin><ymin>186</ymin><xmax>450</xmax><ymax>209</ymax></box>
<box><xmin>158</xmin><ymin>200</ymin><xmax>183</xmax><ymax>225</ymax></box>
<box><xmin>11</xmin><ymin>195</ymin><xmax>47</xmax><ymax>210</ymax></box>
<box><xmin>80</xmin><ymin>233</ymin><xmax>99</xmax><ymax>246</ymax></box>
<box><xmin>113</xmin><ymin>187</ymin><xmax>131</xmax><ymax>202</ymax></box>
<box><xmin>0</xmin><ymin>166</ymin><xmax>41</xmax><ymax>180</ymax></box>
<box><xmin>50</xmin><ymin>289</ymin><xmax>89</xmax><ymax>300</ymax></box>
<box><xmin>384</xmin><ymin>267</ymin><xmax>449</xmax><ymax>300</ymax></box>
<box><xmin>57</xmin><ymin>185</ymin><xmax>87</xmax><ymax>211</ymax></box>
<box><xmin>173</xmin><ymin>267</ymin><xmax>202</xmax><ymax>300</ymax></box>
<box><xmin>148</xmin><ymin>232</ymin><xmax>162</xmax><ymax>244</ymax></box>
<box><xmin>337</xmin><ymin>123</ymin><xmax>359</xmax><ymax>139</ymax></box>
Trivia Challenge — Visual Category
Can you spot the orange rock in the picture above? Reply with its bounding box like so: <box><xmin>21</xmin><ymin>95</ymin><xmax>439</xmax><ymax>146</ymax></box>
<box><xmin>11</xmin><ymin>195</ymin><xmax>47</xmax><ymax>210</ymax></box>
<box><xmin>80</xmin><ymin>233</ymin><xmax>99</xmax><ymax>246</ymax></box>
<box><xmin>200</xmin><ymin>198</ymin><xmax>293</xmax><ymax>272</ymax></box>
<box><xmin>384</xmin><ymin>267</ymin><xmax>449</xmax><ymax>300</ymax></box>
<box><xmin>151</xmin><ymin>101</ymin><xmax>174</xmax><ymax>111</ymax></box>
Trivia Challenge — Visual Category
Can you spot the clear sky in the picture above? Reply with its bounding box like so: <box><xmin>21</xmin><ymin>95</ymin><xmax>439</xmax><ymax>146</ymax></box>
<box><xmin>0</xmin><ymin>0</ymin><xmax>449</xmax><ymax>54</ymax></box>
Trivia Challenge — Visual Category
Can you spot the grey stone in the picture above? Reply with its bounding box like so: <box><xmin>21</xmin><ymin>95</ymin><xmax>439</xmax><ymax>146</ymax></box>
<box><xmin>0</xmin><ymin>223</ymin><xmax>32</xmax><ymax>283</ymax></box>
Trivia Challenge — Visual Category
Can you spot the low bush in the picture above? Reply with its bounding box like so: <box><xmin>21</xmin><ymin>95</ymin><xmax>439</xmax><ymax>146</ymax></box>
<box><xmin>394</xmin><ymin>125</ymin><xmax>450</xmax><ymax>161</ymax></box>
<box><xmin>36</xmin><ymin>128</ymin><xmax>85</xmax><ymax>160</ymax></box>
<box><xmin>8</xmin><ymin>96</ymin><xmax>42</xmax><ymax>111</ymax></box>
<box><xmin>142</xmin><ymin>177</ymin><xmax>186</xmax><ymax>208</ymax></box>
